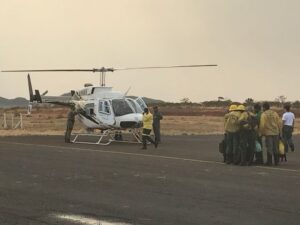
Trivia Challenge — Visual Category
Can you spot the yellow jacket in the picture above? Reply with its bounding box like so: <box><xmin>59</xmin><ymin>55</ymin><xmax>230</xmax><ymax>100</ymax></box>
<box><xmin>224</xmin><ymin>113</ymin><xmax>230</xmax><ymax>129</ymax></box>
<box><xmin>143</xmin><ymin>112</ymin><xmax>153</xmax><ymax>129</ymax></box>
<box><xmin>259</xmin><ymin>110</ymin><xmax>281</xmax><ymax>136</ymax></box>
<box><xmin>225</xmin><ymin>111</ymin><xmax>241</xmax><ymax>132</ymax></box>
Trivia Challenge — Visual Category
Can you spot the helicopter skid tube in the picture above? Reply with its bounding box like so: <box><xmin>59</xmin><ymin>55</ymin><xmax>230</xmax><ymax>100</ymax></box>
<box><xmin>71</xmin><ymin>129</ymin><xmax>142</xmax><ymax>145</ymax></box>
<box><xmin>71</xmin><ymin>131</ymin><xmax>112</xmax><ymax>145</ymax></box>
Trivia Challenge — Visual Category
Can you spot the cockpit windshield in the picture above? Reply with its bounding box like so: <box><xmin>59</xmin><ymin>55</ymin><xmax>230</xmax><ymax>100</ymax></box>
<box><xmin>126</xmin><ymin>98</ymin><xmax>143</xmax><ymax>113</ymax></box>
<box><xmin>112</xmin><ymin>99</ymin><xmax>134</xmax><ymax>116</ymax></box>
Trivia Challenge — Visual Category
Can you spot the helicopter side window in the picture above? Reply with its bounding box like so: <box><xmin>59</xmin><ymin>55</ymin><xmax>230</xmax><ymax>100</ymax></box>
<box><xmin>98</xmin><ymin>100</ymin><xmax>111</xmax><ymax>114</ymax></box>
<box><xmin>85</xmin><ymin>103</ymin><xmax>95</xmax><ymax>116</ymax></box>
<box><xmin>104</xmin><ymin>101</ymin><xmax>110</xmax><ymax>114</ymax></box>
<box><xmin>90</xmin><ymin>108</ymin><xmax>94</xmax><ymax>115</ymax></box>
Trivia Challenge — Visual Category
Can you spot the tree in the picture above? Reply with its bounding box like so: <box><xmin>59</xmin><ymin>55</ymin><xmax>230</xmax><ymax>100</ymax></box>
<box><xmin>218</xmin><ymin>96</ymin><xmax>224</xmax><ymax>101</ymax></box>
<box><xmin>292</xmin><ymin>100</ymin><xmax>300</xmax><ymax>109</ymax></box>
<box><xmin>180</xmin><ymin>97</ymin><xmax>191</xmax><ymax>104</ymax></box>
<box><xmin>244</xmin><ymin>98</ymin><xmax>254</xmax><ymax>106</ymax></box>
<box><xmin>275</xmin><ymin>95</ymin><xmax>287</xmax><ymax>106</ymax></box>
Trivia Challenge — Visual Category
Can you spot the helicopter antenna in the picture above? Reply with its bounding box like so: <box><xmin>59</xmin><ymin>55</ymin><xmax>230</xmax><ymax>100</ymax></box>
<box><xmin>2</xmin><ymin>64</ymin><xmax>217</xmax><ymax>87</ymax></box>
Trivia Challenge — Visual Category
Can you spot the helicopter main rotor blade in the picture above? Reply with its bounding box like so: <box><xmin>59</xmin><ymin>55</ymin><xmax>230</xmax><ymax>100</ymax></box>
<box><xmin>114</xmin><ymin>64</ymin><xmax>217</xmax><ymax>71</ymax></box>
<box><xmin>2</xmin><ymin>64</ymin><xmax>217</xmax><ymax>73</ymax></box>
<box><xmin>1</xmin><ymin>68</ymin><xmax>114</xmax><ymax>73</ymax></box>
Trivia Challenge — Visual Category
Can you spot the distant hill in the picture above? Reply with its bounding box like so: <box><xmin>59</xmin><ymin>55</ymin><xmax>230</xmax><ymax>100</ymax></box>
<box><xmin>0</xmin><ymin>97</ymin><xmax>29</xmax><ymax>108</ymax></box>
<box><xmin>141</xmin><ymin>97</ymin><xmax>165</xmax><ymax>105</ymax></box>
<box><xmin>126</xmin><ymin>96</ymin><xmax>165</xmax><ymax>105</ymax></box>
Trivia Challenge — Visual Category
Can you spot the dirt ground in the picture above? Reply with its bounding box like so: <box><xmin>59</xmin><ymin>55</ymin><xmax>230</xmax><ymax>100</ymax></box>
<box><xmin>0</xmin><ymin>106</ymin><xmax>299</xmax><ymax>136</ymax></box>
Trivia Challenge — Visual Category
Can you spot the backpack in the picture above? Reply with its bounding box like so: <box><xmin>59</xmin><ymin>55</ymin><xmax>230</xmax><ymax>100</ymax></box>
<box><xmin>240</xmin><ymin>112</ymin><xmax>259</xmax><ymax>130</ymax></box>
<box><xmin>255</xmin><ymin>141</ymin><xmax>262</xmax><ymax>153</ymax></box>
<box><xmin>226</xmin><ymin>113</ymin><xmax>239</xmax><ymax>128</ymax></box>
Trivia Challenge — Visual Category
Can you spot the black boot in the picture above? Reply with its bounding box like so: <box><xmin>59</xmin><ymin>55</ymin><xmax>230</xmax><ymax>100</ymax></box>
<box><xmin>265</xmin><ymin>153</ymin><xmax>272</xmax><ymax>166</ymax></box>
<box><xmin>256</xmin><ymin>152</ymin><xmax>264</xmax><ymax>165</ymax></box>
<box><xmin>234</xmin><ymin>154</ymin><xmax>241</xmax><ymax>165</ymax></box>
<box><xmin>274</xmin><ymin>154</ymin><xmax>279</xmax><ymax>166</ymax></box>
<box><xmin>141</xmin><ymin>136</ymin><xmax>147</xmax><ymax>149</ymax></box>
<box><xmin>284</xmin><ymin>154</ymin><xmax>287</xmax><ymax>162</ymax></box>
<box><xmin>226</xmin><ymin>154</ymin><xmax>232</xmax><ymax>164</ymax></box>
<box><xmin>223</xmin><ymin>153</ymin><xmax>227</xmax><ymax>163</ymax></box>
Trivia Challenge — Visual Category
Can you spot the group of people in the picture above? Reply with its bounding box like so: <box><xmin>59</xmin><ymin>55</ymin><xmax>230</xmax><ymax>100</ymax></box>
<box><xmin>223</xmin><ymin>102</ymin><xmax>295</xmax><ymax>166</ymax></box>
<box><xmin>141</xmin><ymin>106</ymin><xmax>163</xmax><ymax>149</ymax></box>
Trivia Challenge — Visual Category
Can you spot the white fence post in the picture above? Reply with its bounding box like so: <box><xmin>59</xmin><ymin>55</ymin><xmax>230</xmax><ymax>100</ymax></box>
<box><xmin>3</xmin><ymin>113</ymin><xmax>7</xmax><ymax>129</ymax></box>
<box><xmin>11</xmin><ymin>113</ymin><xmax>14</xmax><ymax>129</ymax></box>
<box><xmin>20</xmin><ymin>113</ymin><xmax>23</xmax><ymax>129</ymax></box>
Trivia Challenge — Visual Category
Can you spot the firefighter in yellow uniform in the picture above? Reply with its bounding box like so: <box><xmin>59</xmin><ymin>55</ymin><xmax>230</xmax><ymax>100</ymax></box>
<box><xmin>141</xmin><ymin>108</ymin><xmax>157</xmax><ymax>149</ymax></box>
<box><xmin>223</xmin><ymin>105</ymin><xmax>236</xmax><ymax>162</ymax></box>
<box><xmin>259</xmin><ymin>102</ymin><xmax>281</xmax><ymax>166</ymax></box>
<box><xmin>224</xmin><ymin>104</ymin><xmax>240</xmax><ymax>164</ymax></box>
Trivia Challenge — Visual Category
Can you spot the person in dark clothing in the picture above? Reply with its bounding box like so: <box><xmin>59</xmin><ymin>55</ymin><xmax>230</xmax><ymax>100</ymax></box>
<box><xmin>238</xmin><ymin>105</ymin><xmax>256</xmax><ymax>166</ymax></box>
<box><xmin>282</xmin><ymin>104</ymin><xmax>295</xmax><ymax>153</ymax></box>
<box><xmin>152</xmin><ymin>106</ymin><xmax>163</xmax><ymax>143</ymax></box>
<box><xmin>65</xmin><ymin>109</ymin><xmax>77</xmax><ymax>143</ymax></box>
<box><xmin>254</xmin><ymin>103</ymin><xmax>264</xmax><ymax>165</ymax></box>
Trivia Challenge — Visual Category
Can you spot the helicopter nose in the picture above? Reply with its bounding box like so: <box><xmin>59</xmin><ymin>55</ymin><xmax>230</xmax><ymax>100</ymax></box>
<box><xmin>120</xmin><ymin>121</ymin><xmax>139</xmax><ymax>128</ymax></box>
<box><xmin>116</xmin><ymin>114</ymin><xmax>143</xmax><ymax>128</ymax></box>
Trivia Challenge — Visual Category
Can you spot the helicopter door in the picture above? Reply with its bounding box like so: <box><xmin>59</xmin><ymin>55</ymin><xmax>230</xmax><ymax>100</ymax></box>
<box><xmin>135</xmin><ymin>97</ymin><xmax>147</xmax><ymax>112</ymax></box>
<box><xmin>97</xmin><ymin>100</ymin><xmax>115</xmax><ymax>126</ymax></box>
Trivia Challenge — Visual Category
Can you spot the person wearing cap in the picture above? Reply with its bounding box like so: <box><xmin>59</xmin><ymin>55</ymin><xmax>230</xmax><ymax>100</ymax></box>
<box><xmin>152</xmin><ymin>106</ymin><xmax>163</xmax><ymax>144</ymax></box>
<box><xmin>222</xmin><ymin>105</ymin><xmax>234</xmax><ymax>162</ymax></box>
<box><xmin>260</xmin><ymin>102</ymin><xmax>281</xmax><ymax>166</ymax></box>
<box><xmin>282</xmin><ymin>103</ymin><xmax>295</xmax><ymax>154</ymax></box>
<box><xmin>224</xmin><ymin>104</ymin><xmax>240</xmax><ymax>164</ymax></box>
<box><xmin>238</xmin><ymin>105</ymin><xmax>257</xmax><ymax>166</ymax></box>
<box><xmin>141</xmin><ymin>108</ymin><xmax>157</xmax><ymax>149</ymax></box>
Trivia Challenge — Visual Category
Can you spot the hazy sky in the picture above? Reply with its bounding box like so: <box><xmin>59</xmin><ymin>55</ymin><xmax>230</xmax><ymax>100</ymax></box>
<box><xmin>0</xmin><ymin>0</ymin><xmax>299</xmax><ymax>102</ymax></box>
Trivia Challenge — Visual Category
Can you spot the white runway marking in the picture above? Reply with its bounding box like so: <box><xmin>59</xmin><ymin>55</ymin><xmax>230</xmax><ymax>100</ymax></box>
<box><xmin>1</xmin><ymin>140</ymin><xmax>300</xmax><ymax>173</ymax></box>
<box><xmin>52</xmin><ymin>213</ymin><xmax>131</xmax><ymax>225</ymax></box>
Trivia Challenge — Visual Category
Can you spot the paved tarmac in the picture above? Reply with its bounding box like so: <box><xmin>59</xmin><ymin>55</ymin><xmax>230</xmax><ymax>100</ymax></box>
<box><xmin>0</xmin><ymin>135</ymin><xmax>299</xmax><ymax>225</ymax></box>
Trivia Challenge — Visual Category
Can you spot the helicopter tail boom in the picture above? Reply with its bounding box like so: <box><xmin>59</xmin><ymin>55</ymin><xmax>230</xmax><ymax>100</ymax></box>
<box><xmin>27</xmin><ymin>74</ymin><xmax>34</xmax><ymax>102</ymax></box>
<box><xmin>27</xmin><ymin>74</ymin><xmax>74</xmax><ymax>106</ymax></box>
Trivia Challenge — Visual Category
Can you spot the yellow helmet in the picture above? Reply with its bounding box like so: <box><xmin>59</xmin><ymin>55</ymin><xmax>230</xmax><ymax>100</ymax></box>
<box><xmin>229</xmin><ymin>104</ymin><xmax>238</xmax><ymax>111</ymax></box>
<box><xmin>237</xmin><ymin>105</ymin><xmax>246</xmax><ymax>111</ymax></box>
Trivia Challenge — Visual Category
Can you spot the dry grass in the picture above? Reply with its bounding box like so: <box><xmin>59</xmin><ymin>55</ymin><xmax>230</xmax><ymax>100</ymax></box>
<box><xmin>161</xmin><ymin>116</ymin><xmax>224</xmax><ymax>135</ymax></box>
<box><xmin>1</xmin><ymin>107</ymin><xmax>299</xmax><ymax>136</ymax></box>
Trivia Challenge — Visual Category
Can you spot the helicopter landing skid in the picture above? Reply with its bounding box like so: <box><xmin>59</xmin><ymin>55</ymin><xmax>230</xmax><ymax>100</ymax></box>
<box><xmin>110</xmin><ymin>128</ymin><xmax>142</xmax><ymax>144</ymax></box>
<box><xmin>71</xmin><ymin>129</ymin><xmax>142</xmax><ymax>145</ymax></box>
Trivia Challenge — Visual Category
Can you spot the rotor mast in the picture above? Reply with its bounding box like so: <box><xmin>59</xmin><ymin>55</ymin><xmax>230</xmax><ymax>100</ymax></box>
<box><xmin>100</xmin><ymin>71</ymin><xmax>105</xmax><ymax>87</ymax></box>
<box><xmin>93</xmin><ymin>67</ymin><xmax>114</xmax><ymax>87</ymax></box>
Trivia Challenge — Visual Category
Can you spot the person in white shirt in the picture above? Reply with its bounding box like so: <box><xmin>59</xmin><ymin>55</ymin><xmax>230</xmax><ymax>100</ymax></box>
<box><xmin>282</xmin><ymin>104</ymin><xmax>295</xmax><ymax>153</ymax></box>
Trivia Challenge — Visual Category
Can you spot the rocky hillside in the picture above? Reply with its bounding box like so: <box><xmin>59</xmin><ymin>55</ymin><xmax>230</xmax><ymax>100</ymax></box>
<box><xmin>0</xmin><ymin>97</ymin><xmax>29</xmax><ymax>108</ymax></box>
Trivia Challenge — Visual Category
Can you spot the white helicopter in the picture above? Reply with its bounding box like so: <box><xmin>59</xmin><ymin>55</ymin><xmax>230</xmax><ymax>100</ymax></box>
<box><xmin>2</xmin><ymin>65</ymin><xmax>217</xmax><ymax>144</ymax></box>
